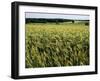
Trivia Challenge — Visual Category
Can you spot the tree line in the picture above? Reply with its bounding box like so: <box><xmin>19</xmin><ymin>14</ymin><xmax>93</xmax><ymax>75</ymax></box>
<box><xmin>26</xmin><ymin>18</ymin><xmax>76</xmax><ymax>23</ymax></box>
<box><xmin>26</xmin><ymin>18</ymin><xmax>89</xmax><ymax>25</ymax></box>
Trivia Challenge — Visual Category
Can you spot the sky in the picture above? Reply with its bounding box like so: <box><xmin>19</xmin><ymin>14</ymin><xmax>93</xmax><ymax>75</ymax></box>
<box><xmin>25</xmin><ymin>12</ymin><xmax>89</xmax><ymax>20</ymax></box>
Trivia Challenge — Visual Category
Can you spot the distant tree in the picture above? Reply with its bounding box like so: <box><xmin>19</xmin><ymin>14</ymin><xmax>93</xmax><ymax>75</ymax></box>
<box><xmin>72</xmin><ymin>20</ymin><xmax>75</xmax><ymax>23</ymax></box>
<box><xmin>85</xmin><ymin>22</ymin><xmax>89</xmax><ymax>26</ymax></box>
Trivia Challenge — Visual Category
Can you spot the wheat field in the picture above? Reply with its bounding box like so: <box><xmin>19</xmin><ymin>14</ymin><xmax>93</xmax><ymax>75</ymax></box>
<box><xmin>25</xmin><ymin>23</ymin><xmax>89</xmax><ymax>68</ymax></box>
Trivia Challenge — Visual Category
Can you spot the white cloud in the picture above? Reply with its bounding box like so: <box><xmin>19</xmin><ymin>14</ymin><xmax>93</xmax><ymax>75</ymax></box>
<box><xmin>25</xmin><ymin>12</ymin><xmax>89</xmax><ymax>20</ymax></box>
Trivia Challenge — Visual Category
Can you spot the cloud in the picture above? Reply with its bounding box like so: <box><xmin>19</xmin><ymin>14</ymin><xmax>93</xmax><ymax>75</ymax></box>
<box><xmin>25</xmin><ymin>12</ymin><xmax>89</xmax><ymax>20</ymax></box>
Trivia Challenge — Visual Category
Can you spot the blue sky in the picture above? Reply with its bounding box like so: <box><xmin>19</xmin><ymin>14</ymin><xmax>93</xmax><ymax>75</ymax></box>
<box><xmin>25</xmin><ymin>12</ymin><xmax>89</xmax><ymax>20</ymax></box>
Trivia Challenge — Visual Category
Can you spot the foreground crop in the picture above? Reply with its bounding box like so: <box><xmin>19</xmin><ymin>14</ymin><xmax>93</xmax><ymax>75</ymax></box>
<box><xmin>25</xmin><ymin>23</ymin><xmax>89</xmax><ymax>68</ymax></box>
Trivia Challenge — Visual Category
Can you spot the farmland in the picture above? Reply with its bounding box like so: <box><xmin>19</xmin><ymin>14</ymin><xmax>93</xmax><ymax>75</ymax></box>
<box><xmin>25</xmin><ymin>22</ymin><xmax>89</xmax><ymax>68</ymax></box>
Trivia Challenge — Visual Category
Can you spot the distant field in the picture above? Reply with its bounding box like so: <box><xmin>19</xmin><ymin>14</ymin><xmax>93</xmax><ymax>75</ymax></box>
<box><xmin>25</xmin><ymin>23</ymin><xmax>89</xmax><ymax>68</ymax></box>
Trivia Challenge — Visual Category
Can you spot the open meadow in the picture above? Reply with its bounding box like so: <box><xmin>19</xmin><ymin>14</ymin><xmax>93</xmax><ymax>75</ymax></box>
<box><xmin>25</xmin><ymin>22</ymin><xmax>89</xmax><ymax>68</ymax></box>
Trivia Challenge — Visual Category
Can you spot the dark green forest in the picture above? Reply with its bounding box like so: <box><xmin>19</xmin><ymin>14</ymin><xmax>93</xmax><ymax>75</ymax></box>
<box><xmin>26</xmin><ymin>18</ymin><xmax>89</xmax><ymax>25</ymax></box>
